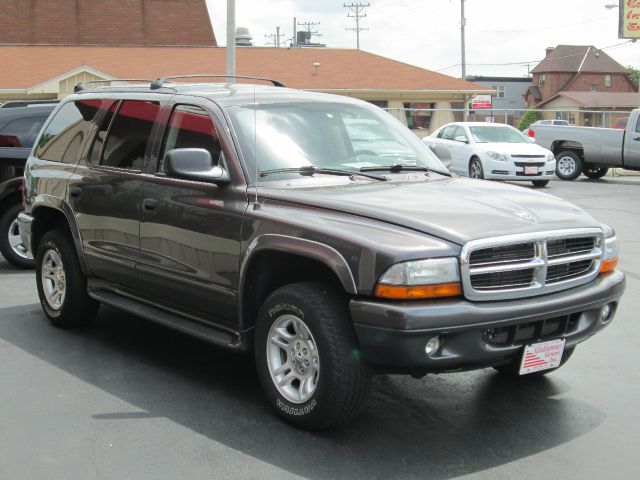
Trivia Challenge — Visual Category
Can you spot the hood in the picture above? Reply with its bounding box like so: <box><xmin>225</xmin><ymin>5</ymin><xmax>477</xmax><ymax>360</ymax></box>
<box><xmin>475</xmin><ymin>142</ymin><xmax>551</xmax><ymax>156</ymax></box>
<box><xmin>258</xmin><ymin>177</ymin><xmax>599</xmax><ymax>245</ymax></box>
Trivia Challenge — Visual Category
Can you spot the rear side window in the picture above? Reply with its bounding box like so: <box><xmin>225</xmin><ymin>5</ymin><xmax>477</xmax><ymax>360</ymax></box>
<box><xmin>159</xmin><ymin>104</ymin><xmax>221</xmax><ymax>171</ymax></box>
<box><xmin>35</xmin><ymin>100</ymin><xmax>103</xmax><ymax>163</ymax></box>
<box><xmin>100</xmin><ymin>100</ymin><xmax>160</xmax><ymax>170</ymax></box>
<box><xmin>0</xmin><ymin>116</ymin><xmax>48</xmax><ymax>148</ymax></box>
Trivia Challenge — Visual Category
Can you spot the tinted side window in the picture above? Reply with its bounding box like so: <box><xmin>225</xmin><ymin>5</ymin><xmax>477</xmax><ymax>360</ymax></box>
<box><xmin>101</xmin><ymin>100</ymin><xmax>160</xmax><ymax>170</ymax></box>
<box><xmin>160</xmin><ymin>104</ymin><xmax>221</xmax><ymax>171</ymax></box>
<box><xmin>36</xmin><ymin>100</ymin><xmax>103</xmax><ymax>163</ymax></box>
<box><xmin>0</xmin><ymin>116</ymin><xmax>48</xmax><ymax>148</ymax></box>
<box><xmin>88</xmin><ymin>101</ymin><xmax>119</xmax><ymax>165</ymax></box>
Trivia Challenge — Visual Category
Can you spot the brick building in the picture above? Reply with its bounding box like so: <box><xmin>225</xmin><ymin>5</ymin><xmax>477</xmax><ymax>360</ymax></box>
<box><xmin>0</xmin><ymin>0</ymin><xmax>487</xmax><ymax>132</ymax></box>
<box><xmin>524</xmin><ymin>45</ymin><xmax>638</xmax><ymax>126</ymax></box>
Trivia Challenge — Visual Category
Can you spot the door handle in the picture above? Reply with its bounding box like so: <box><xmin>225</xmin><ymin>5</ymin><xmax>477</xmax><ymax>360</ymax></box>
<box><xmin>142</xmin><ymin>198</ymin><xmax>157</xmax><ymax>212</ymax></box>
<box><xmin>69</xmin><ymin>186</ymin><xmax>82</xmax><ymax>200</ymax></box>
<box><xmin>633</xmin><ymin>136</ymin><xmax>640</xmax><ymax>141</ymax></box>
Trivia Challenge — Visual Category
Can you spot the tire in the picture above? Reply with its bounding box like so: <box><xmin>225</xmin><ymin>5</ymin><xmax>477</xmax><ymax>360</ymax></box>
<box><xmin>254</xmin><ymin>281</ymin><xmax>371</xmax><ymax>429</ymax></box>
<box><xmin>0</xmin><ymin>203</ymin><xmax>34</xmax><ymax>269</ymax></box>
<box><xmin>583</xmin><ymin>166</ymin><xmax>609</xmax><ymax>180</ymax></box>
<box><xmin>493</xmin><ymin>346</ymin><xmax>575</xmax><ymax>378</ymax></box>
<box><xmin>531</xmin><ymin>180</ymin><xmax>549</xmax><ymax>188</ymax></box>
<box><xmin>35</xmin><ymin>228</ymin><xmax>98</xmax><ymax>328</ymax></box>
<box><xmin>469</xmin><ymin>157</ymin><xmax>484</xmax><ymax>179</ymax></box>
<box><xmin>555</xmin><ymin>151</ymin><xmax>583</xmax><ymax>180</ymax></box>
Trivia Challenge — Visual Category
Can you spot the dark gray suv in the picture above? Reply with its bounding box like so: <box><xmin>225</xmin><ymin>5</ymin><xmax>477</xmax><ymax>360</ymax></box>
<box><xmin>18</xmin><ymin>78</ymin><xmax>625</xmax><ymax>429</ymax></box>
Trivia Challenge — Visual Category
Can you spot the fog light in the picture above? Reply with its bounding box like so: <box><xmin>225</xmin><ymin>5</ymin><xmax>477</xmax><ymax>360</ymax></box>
<box><xmin>601</xmin><ymin>303</ymin><xmax>614</xmax><ymax>323</ymax></box>
<box><xmin>425</xmin><ymin>336</ymin><xmax>441</xmax><ymax>356</ymax></box>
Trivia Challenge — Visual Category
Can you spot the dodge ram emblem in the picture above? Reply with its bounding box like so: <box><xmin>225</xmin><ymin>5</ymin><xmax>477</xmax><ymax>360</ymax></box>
<box><xmin>514</xmin><ymin>210</ymin><xmax>533</xmax><ymax>220</ymax></box>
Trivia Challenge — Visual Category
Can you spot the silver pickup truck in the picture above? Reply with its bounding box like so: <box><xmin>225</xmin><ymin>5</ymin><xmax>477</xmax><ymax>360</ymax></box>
<box><xmin>531</xmin><ymin>110</ymin><xmax>640</xmax><ymax>180</ymax></box>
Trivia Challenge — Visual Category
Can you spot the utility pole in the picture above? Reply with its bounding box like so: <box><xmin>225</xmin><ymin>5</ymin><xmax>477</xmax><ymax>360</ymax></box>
<box><xmin>460</xmin><ymin>0</ymin><xmax>466</xmax><ymax>80</ymax></box>
<box><xmin>297</xmin><ymin>20</ymin><xmax>322</xmax><ymax>43</ymax></box>
<box><xmin>265</xmin><ymin>26</ymin><xmax>284</xmax><ymax>47</ymax></box>
<box><xmin>344</xmin><ymin>3</ymin><xmax>370</xmax><ymax>50</ymax></box>
<box><xmin>226</xmin><ymin>0</ymin><xmax>235</xmax><ymax>77</ymax></box>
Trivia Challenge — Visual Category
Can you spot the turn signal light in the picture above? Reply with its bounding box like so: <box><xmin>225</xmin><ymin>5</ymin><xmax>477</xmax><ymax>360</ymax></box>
<box><xmin>600</xmin><ymin>258</ymin><xmax>618</xmax><ymax>274</ymax></box>
<box><xmin>375</xmin><ymin>282</ymin><xmax>462</xmax><ymax>300</ymax></box>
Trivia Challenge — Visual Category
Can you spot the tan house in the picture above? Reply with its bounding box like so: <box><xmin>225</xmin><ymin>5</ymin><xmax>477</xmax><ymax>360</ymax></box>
<box><xmin>524</xmin><ymin>45</ymin><xmax>638</xmax><ymax>126</ymax></box>
<box><xmin>0</xmin><ymin>0</ymin><xmax>487</xmax><ymax>132</ymax></box>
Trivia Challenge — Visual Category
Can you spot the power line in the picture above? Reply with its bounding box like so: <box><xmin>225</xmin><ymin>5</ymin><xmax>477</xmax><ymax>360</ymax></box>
<box><xmin>343</xmin><ymin>3</ymin><xmax>370</xmax><ymax>50</ymax></box>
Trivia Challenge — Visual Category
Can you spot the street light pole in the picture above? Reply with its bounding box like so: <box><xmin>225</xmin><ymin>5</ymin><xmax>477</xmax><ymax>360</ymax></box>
<box><xmin>226</xmin><ymin>0</ymin><xmax>236</xmax><ymax>77</ymax></box>
<box><xmin>461</xmin><ymin>0</ymin><xmax>466</xmax><ymax>80</ymax></box>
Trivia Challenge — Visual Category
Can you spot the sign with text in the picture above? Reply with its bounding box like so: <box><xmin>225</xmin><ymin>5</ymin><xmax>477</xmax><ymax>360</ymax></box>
<box><xmin>619</xmin><ymin>0</ymin><xmax>640</xmax><ymax>38</ymax></box>
<box><xmin>471</xmin><ymin>94</ymin><xmax>492</xmax><ymax>110</ymax></box>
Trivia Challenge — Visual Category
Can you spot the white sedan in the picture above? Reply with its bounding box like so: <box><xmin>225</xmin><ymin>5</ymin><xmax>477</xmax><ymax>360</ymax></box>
<box><xmin>423</xmin><ymin>122</ymin><xmax>556</xmax><ymax>187</ymax></box>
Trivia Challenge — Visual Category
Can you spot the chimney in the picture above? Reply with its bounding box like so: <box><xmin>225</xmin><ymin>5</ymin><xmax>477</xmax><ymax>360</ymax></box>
<box><xmin>545</xmin><ymin>47</ymin><xmax>555</xmax><ymax>56</ymax></box>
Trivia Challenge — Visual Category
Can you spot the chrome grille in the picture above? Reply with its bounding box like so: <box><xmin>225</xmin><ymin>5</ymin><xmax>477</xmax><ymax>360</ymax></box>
<box><xmin>461</xmin><ymin>228</ymin><xmax>604</xmax><ymax>301</ymax></box>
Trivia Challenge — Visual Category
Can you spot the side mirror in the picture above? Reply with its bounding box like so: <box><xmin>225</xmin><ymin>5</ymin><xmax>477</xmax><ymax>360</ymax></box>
<box><xmin>454</xmin><ymin>135</ymin><xmax>469</xmax><ymax>144</ymax></box>
<box><xmin>164</xmin><ymin>148</ymin><xmax>230</xmax><ymax>184</ymax></box>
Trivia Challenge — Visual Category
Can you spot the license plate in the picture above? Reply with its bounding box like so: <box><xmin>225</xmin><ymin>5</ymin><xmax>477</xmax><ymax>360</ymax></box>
<box><xmin>524</xmin><ymin>166</ymin><xmax>538</xmax><ymax>175</ymax></box>
<box><xmin>519</xmin><ymin>338</ymin><xmax>566</xmax><ymax>375</ymax></box>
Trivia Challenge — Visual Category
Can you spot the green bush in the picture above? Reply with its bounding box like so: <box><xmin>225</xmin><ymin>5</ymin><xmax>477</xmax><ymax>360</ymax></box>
<box><xmin>517</xmin><ymin>108</ymin><xmax>539</xmax><ymax>131</ymax></box>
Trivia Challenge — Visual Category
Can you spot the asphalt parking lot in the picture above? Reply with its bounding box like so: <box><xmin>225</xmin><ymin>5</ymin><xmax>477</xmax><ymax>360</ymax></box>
<box><xmin>0</xmin><ymin>176</ymin><xmax>638</xmax><ymax>480</ymax></box>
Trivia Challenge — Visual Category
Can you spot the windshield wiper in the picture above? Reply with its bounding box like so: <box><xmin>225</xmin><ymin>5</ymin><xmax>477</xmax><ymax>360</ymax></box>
<box><xmin>360</xmin><ymin>164</ymin><xmax>451</xmax><ymax>177</ymax></box>
<box><xmin>259</xmin><ymin>166</ymin><xmax>387</xmax><ymax>181</ymax></box>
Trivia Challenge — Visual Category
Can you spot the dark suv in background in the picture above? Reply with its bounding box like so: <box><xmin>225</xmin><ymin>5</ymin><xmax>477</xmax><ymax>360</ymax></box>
<box><xmin>0</xmin><ymin>101</ymin><xmax>57</xmax><ymax>267</ymax></box>
<box><xmin>18</xmin><ymin>78</ymin><xmax>625</xmax><ymax>429</ymax></box>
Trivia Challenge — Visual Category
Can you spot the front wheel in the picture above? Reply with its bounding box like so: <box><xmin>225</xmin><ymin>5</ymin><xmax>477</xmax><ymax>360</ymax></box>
<box><xmin>531</xmin><ymin>180</ymin><xmax>549</xmax><ymax>188</ymax></box>
<box><xmin>0</xmin><ymin>203</ymin><xmax>34</xmax><ymax>269</ymax></box>
<box><xmin>583</xmin><ymin>166</ymin><xmax>609</xmax><ymax>180</ymax></box>
<box><xmin>254</xmin><ymin>282</ymin><xmax>370</xmax><ymax>429</ymax></box>
<box><xmin>469</xmin><ymin>157</ymin><xmax>484</xmax><ymax>179</ymax></box>
<box><xmin>555</xmin><ymin>151</ymin><xmax>583</xmax><ymax>180</ymax></box>
<box><xmin>36</xmin><ymin>228</ymin><xmax>99</xmax><ymax>328</ymax></box>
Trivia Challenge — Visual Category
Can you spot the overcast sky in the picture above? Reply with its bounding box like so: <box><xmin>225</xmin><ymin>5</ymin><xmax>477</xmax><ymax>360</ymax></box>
<box><xmin>205</xmin><ymin>0</ymin><xmax>638</xmax><ymax>78</ymax></box>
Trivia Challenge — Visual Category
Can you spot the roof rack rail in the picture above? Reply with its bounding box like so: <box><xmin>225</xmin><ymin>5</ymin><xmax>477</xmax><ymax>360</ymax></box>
<box><xmin>73</xmin><ymin>79</ymin><xmax>154</xmax><ymax>93</ymax></box>
<box><xmin>150</xmin><ymin>74</ymin><xmax>286</xmax><ymax>90</ymax></box>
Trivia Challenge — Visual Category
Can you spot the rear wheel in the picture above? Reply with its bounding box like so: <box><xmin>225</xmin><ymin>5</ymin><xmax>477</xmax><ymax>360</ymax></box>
<box><xmin>531</xmin><ymin>180</ymin><xmax>549</xmax><ymax>188</ymax></box>
<box><xmin>0</xmin><ymin>203</ymin><xmax>34</xmax><ymax>269</ymax></box>
<box><xmin>36</xmin><ymin>228</ymin><xmax>98</xmax><ymax>328</ymax></box>
<box><xmin>469</xmin><ymin>157</ymin><xmax>484</xmax><ymax>179</ymax></box>
<box><xmin>583</xmin><ymin>166</ymin><xmax>609</xmax><ymax>180</ymax></box>
<box><xmin>254</xmin><ymin>281</ymin><xmax>370</xmax><ymax>429</ymax></box>
<box><xmin>494</xmin><ymin>346</ymin><xmax>575</xmax><ymax>378</ymax></box>
<box><xmin>555</xmin><ymin>151</ymin><xmax>583</xmax><ymax>180</ymax></box>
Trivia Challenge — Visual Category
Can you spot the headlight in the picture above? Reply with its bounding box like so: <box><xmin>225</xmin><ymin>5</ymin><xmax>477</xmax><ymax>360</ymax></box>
<box><xmin>375</xmin><ymin>258</ymin><xmax>462</xmax><ymax>299</ymax></box>
<box><xmin>546</xmin><ymin>152</ymin><xmax>555</xmax><ymax>162</ymax></box>
<box><xmin>486</xmin><ymin>151</ymin><xmax>508</xmax><ymax>162</ymax></box>
<box><xmin>600</xmin><ymin>224</ymin><xmax>619</xmax><ymax>274</ymax></box>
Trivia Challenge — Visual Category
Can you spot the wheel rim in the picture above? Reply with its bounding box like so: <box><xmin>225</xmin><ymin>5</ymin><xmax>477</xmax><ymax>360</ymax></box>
<box><xmin>557</xmin><ymin>156</ymin><xmax>576</xmax><ymax>177</ymax></box>
<box><xmin>7</xmin><ymin>217</ymin><xmax>33</xmax><ymax>260</ymax></box>
<box><xmin>41</xmin><ymin>249</ymin><xmax>66</xmax><ymax>310</ymax></box>
<box><xmin>267</xmin><ymin>314</ymin><xmax>320</xmax><ymax>404</ymax></box>
<box><xmin>470</xmin><ymin>160</ymin><xmax>482</xmax><ymax>179</ymax></box>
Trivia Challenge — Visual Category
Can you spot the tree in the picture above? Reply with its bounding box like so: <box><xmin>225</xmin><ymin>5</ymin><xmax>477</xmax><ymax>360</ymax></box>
<box><xmin>517</xmin><ymin>108</ymin><xmax>539</xmax><ymax>131</ymax></box>
<box><xmin>627</xmin><ymin>66</ymin><xmax>640</xmax><ymax>88</ymax></box>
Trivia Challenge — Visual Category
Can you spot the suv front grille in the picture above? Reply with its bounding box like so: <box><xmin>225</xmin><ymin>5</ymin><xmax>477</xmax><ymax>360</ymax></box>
<box><xmin>461</xmin><ymin>229</ymin><xmax>603</xmax><ymax>301</ymax></box>
<box><xmin>484</xmin><ymin>314</ymin><xmax>580</xmax><ymax>346</ymax></box>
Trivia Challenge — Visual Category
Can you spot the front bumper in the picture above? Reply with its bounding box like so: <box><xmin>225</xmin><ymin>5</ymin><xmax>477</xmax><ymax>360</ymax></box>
<box><xmin>350</xmin><ymin>270</ymin><xmax>625</xmax><ymax>372</ymax></box>
<box><xmin>484</xmin><ymin>159</ymin><xmax>556</xmax><ymax>181</ymax></box>
<box><xmin>17</xmin><ymin>211</ymin><xmax>34</xmax><ymax>255</ymax></box>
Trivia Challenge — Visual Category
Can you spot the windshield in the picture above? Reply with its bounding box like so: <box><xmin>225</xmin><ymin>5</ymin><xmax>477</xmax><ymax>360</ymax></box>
<box><xmin>227</xmin><ymin>101</ymin><xmax>447</xmax><ymax>182</ymax></box>
<box><xmin>469</xmin><ymin>125</ymin><xmax>529</xmax><ymax>144</ymax></box>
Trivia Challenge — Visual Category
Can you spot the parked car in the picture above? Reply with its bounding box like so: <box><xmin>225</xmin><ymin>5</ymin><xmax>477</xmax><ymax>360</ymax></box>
<box><xmin>523</xmin><ymin>119</ymin><xmax>571</xmax><ymax>137</ymax></box>
<box><xmin>424</xmin><ymin>122</ymin><xmax>556</xmax><ymax>187</ymax></box>
<box><xmin>0</xmin><ymin>103</ymin><xmax>56</xmax><ymax>267</ymax></box>
<box><xmin>19</xmin><ymin>79</ymin><xmax>625</xmax><ymax>429</ymax></box>
<box><xmin>530</xmin><ymin>110</ymin><xmax>640</xmax><ymax>180</ymax></box>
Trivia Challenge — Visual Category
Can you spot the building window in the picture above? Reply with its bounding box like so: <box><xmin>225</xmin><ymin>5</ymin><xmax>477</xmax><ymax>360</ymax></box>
<box><xmin>538</xmin><ymin>74</ymin><xmax>545</xmax><ymax>87</ymax></box>
<box><xmin>591</xmin><ymin>85</ymin><xmax>597</xmax><ymax>92</ymax></box>
<box><xmin>605</xmin><ymin>74</ymin><xmax>612</xmax><ymax>87</ymax></box>
<box><xmin>491</xmin><ymin>85</ymin><xmax>505</xmax><ymax>98</ymax></box>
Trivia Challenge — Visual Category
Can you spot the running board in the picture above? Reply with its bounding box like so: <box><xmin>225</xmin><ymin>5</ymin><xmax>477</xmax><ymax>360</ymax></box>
<box><xmin>88</xmin><ymin>289</ymin><xmax>243</xmax><ymax>350</ymax></box>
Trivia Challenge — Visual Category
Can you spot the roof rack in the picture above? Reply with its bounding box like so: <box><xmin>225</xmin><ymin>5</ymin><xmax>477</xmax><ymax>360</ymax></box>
<box><xmin>150</xmin><ymin>74</ymin><xmax>286</xmax><ymax>90</ymax></box>
<box><xmin>73</xmin><ymin>79</ymin><xmax>154</xmax><ymax>93</ymax></box>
